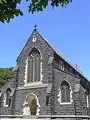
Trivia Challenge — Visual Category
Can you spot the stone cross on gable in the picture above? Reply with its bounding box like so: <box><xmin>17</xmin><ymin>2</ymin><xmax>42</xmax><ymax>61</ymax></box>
<box><xmin>34</xmin><ymin>24</ymin><xmax>37</xmax><ymax>30</ymax></box>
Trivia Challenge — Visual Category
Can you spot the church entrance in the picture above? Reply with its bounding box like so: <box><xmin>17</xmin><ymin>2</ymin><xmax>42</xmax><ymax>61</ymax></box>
<box><xmin>29</xmin><ymin>97</ymin><xmax>37</xmax><ymax>115</ymax></box>
<box><xmin>23</xmin><ymin>93</ymin><xmax>40</xmax><ymax>115</ymax></box>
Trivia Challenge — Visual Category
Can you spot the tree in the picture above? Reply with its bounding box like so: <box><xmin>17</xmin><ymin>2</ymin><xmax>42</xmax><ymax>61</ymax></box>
<box><xmin>0</xmin><ymin>68</ymin><xmax>13</xmax><ymax>86</ymax></box>
<box><xmin>0</xmin><ymin>0</ymin><xmax>72</xmax><ymax>23</ymax></box>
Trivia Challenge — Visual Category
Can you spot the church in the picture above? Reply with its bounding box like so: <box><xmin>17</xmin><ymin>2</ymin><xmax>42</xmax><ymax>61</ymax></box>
<box><xmin>0</xmin><ymin>28</ymin><xmax>90</xmax><ymax>119</ymax></box>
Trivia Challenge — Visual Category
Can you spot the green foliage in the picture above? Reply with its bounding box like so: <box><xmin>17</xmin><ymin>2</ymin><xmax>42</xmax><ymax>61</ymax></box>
<box><xmin>28</xmin><ymin>0</ymin><xmax>72</xmax><ymax>13</ymax></box>
<box><xmin>0</xmin><ymin>0</ymin><xmax>23</xmax><ymax>23</ymax></box>
<box><xmin>0</xmin><ymin>68</ymin><xmax>13</xmax><ymax>86</ymax></box>
<box><xmin>0</xmin><ymin>0</ymin><xmax>72</xmax><ymax>23</ymax></box>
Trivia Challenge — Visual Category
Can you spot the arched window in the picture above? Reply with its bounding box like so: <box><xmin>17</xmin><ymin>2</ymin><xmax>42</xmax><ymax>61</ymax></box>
<box><xmin>59</xmin><ymin>60</ymin><xmax>64</xmax><ymax>71</ymax></box>
<box><xmin>27</xmin><ymin>48</ymin><xmax>41</xmax><ymax>83</ymax></box>
<box><xmin>5</xmin><ymin>88</ymin><xmax>11</xmax><ymax>107</ymax></box>
<box><xmin>61</xmin><ymin>81</ymin><xmax>71</xmax><ymax>103</ymax></box>
<box><xmin>86</xmin><ymin>92</ymin><xmax>89</xmax><ymax>108</ymax></box>
<box><xmin>0</xmin><ymin>90</ymin><xmax>2</xmax><ymax>98</ymax></box>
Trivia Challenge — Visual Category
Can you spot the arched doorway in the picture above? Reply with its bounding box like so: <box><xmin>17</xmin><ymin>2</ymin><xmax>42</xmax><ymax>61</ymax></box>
<box><xmin>23</xmin><ymin>93</ymin><xmax>40</xmax><ymax>115</ymax></box>
<box><xmin>28</xmin><ymin>95</ymin><xmax>37</xmax><ymax>115</ymax></box>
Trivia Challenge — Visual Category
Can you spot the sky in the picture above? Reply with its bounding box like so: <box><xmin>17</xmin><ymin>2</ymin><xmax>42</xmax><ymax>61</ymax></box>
<box><xmin>0</xmin><ymin>0</ymin><xmax>90</xmax><ymax>80</ymax></box>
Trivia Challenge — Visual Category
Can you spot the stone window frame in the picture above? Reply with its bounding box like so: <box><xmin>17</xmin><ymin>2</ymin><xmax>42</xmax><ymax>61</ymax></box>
<box><xmin>59</xmin><ymin>60</ymin><xmax>64</xmax><ymax>71</ymax></box>
<box><xmin>86</xmin><ymin>93</ymin><xmax>89</xmax><ymax>108</ymax></box>
<box><xmin>32</xmin><ymin>36</ymin><xmax>37</xmax><ymax>42</ymax></box>
<box><xmin>0</xmin><ymin>91</ymin><xmax>2</xmax><ymax>97</ymax></box>
<box><xmin>58</xmin><ymin>80</ymin><xmax>73</xmax><ymax>105</ymax></box>
<box><xmin>24</xmin><ymin>47</ymin><xmax>43</xmax><ymax>86</ymax></box>
<box><xmin>3</xmin><ymin>88</ymin><xmax>12</xmax><ymax>107</ymax></box>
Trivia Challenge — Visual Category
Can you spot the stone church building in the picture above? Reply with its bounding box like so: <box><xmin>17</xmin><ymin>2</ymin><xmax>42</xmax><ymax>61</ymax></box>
<box><xmin>0</xmin><ymin>28</ymin><xmax>90</xmax><ymax>119</ymax></box>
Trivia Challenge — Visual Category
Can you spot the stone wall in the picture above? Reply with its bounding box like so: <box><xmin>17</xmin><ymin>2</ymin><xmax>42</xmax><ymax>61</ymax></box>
<box><xmin>14</xmin><ymin>87</ymin><xmax>49</xmax><ymax>115</ymax></box>
<box><xmin>53</xmin><ymin>68</ymin><xmax>80</xmax><ymax>115</ymax></box>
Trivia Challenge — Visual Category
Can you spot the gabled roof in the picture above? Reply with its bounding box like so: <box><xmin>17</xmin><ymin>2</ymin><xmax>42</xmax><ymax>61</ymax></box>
<box><xmin>16</xmin><ymin>29</ymin><xmax>37</xmax><ymax>62</ymax></box>
<box><xmin>17</xmin><ymin>29</ymin><xmax>89</xmax><ymax>82</ymax></box>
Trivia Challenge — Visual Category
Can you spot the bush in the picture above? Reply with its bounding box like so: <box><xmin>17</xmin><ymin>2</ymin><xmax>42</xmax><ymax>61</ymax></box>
<box><xmin>0</xmin><ymin>68</ymin><xmax>13</xmax><ymax>86</ymax></box>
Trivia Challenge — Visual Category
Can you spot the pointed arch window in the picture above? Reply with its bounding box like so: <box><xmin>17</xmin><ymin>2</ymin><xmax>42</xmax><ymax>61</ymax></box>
<box><xmin>59</xmin><ymin>60</ymin><xmax>64</xmax><ymax>71</ymax></box>
<box><xmin>60</xmin><ymin>81</ymin><xmax>71</xmax><ymax>103</ymax></box>
<box><xmin>86</xmin><ymin>92</ymin><xmax>89</xmax><ymax>108</ymax></box>
<box><xmin>27</xmin><ymin>48</ymin><xmax>41</xmax><ymax>83</ymax></box>
<box><xmin>4</xmin><ymin>88</ymin><xmax>12</xmax><ymax>107</ymax></box>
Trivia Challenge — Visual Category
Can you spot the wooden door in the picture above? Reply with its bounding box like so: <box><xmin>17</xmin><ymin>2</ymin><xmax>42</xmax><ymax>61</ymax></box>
<box><xmin>30</xmin><ymin>98</ymin><xmax>37</xmax><ymax>115</ymax></box>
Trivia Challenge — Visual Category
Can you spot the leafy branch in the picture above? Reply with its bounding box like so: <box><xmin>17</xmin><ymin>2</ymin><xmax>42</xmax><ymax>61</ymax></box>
<box><xmin>0</xmin><ymin>0</ymin><xmax>72</xmax><ymax>23</ymax></box>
